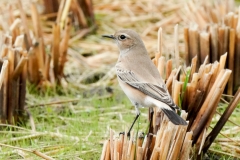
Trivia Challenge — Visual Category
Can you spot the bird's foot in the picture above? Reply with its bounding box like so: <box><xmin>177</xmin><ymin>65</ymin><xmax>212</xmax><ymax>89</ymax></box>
<box><xmin>119</xmin><ymin>131</ymin><xmax>125</xmax><ymax>135</ymax></box>
<box><xmin>119</xmin><ymin>131</ymin><xmax>131</xmax><ymax>138</ymax></box>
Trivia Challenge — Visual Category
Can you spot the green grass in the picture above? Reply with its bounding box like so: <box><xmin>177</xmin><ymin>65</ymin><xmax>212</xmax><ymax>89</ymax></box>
<box><xmin>0</xmin><ymin>84</ymin><xmax>239</xmax><ymax>159</ymax></box>
<box><xmin>0</xmin><ymin>84</ymin><xmax>149</xmax><ymax>159</ymax></box>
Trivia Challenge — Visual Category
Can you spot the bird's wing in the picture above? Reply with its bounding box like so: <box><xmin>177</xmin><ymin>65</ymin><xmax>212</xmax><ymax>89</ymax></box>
<box><xmin>116</xmin><ymin>67</ymin><xmax>178</xmax><ymax>110</ymax></box>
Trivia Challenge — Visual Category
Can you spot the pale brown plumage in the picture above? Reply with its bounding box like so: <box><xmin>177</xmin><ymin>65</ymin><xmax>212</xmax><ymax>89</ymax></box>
<box><xmin>103</xmin><ymin>29</ymin><xmax>187</xmax><ymax>126</ymax></box>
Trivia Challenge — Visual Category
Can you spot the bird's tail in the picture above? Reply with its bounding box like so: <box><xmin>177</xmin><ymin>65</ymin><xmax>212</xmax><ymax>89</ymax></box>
<box><xmin>160</xmin><ymin>108</ymin><xmax>187</xmax><ymax>125</ymax></box>
<box><xmin>151</xmin><ymin>98</ymin><xmax>187</xmax><ymax>125</ymax></box>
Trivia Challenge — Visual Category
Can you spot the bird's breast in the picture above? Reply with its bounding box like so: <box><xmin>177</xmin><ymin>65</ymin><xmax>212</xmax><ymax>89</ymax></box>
<box><xmin>117</xmin><ymin>77</ymin><xmax>146</xmax><ymax>104</ymax></box>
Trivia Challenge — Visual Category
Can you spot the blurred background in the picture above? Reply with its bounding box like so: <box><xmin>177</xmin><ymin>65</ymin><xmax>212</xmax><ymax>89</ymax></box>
<box><xmin>0</xmin><ymin>0</ymin><xmax>239</xmax><ymax>159</ymax></box>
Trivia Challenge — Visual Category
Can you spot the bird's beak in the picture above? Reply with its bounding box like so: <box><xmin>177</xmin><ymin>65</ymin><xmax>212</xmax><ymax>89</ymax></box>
<box><xmin>102</xmin><ymin>34</ymin><xmax>115</xmax><ymax>39</ymax></box>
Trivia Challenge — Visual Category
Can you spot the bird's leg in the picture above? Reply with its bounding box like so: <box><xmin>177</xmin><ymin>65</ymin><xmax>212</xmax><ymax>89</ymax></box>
<box><xmin>127</xmin><ymin>113</ymin><xmax>140</xmax><ymax>137</ymax></box>
<box><xmin>148</xmin><ymin>108</ymin><xmax>154</xmax><ymax>135</ymax></box>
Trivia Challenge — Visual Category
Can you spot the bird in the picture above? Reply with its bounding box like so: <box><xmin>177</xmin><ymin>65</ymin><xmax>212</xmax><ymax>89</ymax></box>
<box><xmin>102</xmin><ymin>29</ymin><xmax>187</xmax><ymax>136</ymax></box>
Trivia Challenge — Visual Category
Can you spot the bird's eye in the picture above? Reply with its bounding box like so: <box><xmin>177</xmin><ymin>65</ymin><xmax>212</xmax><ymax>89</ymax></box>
<box><xmin>119</xmin><ymin>35</ymin><xmax>126</xmax><ymax>40</ymax></box>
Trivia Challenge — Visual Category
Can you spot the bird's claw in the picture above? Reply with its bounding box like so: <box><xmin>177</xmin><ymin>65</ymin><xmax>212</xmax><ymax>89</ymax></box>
<box><xmin>127</xmin><ymin>132</ymin><xmax>130</xmax><ymax>138</ymax></box>
<box><xmin>119</xmin><ymin>132</ymin><xmax>131</xmax><ymax>138</ymax></box>
<box><xmin>119</xmin><ymin>131</ymin><xmax>125</xmax><ymax>136</ymax></box>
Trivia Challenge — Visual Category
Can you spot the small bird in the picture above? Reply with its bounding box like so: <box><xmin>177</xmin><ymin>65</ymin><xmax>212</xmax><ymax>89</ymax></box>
<box><xmin>103</xmin><ymin>29</ymin><xmax>187</xmax><ymax>135</ymax></box>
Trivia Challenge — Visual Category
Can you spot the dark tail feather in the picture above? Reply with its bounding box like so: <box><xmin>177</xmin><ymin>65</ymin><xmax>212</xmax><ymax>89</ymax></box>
<box><xmin>161</xmin><ymin>108</ymin><xmax>187</xmax><ymax>125</ymax></box>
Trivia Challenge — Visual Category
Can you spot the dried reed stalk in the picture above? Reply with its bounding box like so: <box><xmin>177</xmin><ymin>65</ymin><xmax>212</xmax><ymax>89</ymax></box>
<box><xmin>51</xmin><ymin>0</ymin><xmax>94</xmax><ymax>29</ymax></box>
<box><xmin>52</xmin><ymin>23</ymin><xmax>60</xmax><ymax>83</ymax></box>
<box><xmin>163</xmin><ymin>28</ymin><xmax>234</xmax><ymax>157</ymax></box>
<box><xmin>227</xmin><ymin>29</ymin><xmax>235</xmax><ymax>95</ymax></box>
<box><xmin>157</xmin><ymin>27</ymin><xmax>236</xmax><ymax>157</ymax></box>
<box><xmin>174</xmin><ymin>24</ymin><xmax>180</xmax><ymax>68</ymax></box>
<box><xmin>183</xmin><ymin>2</ymin><xmax>240</xmax><ymax>94</ymax></box>
<box><xmin>184</xmin><ymin>27</ymin><xmax>190</xmax><ymax>66</ymax></box>
<box><xmin>188</xmin><ymin>26</ymin><xmax>200</xmax><ymax>68</ymax></box>
<box><xmin>59</xmin><ymin>16</ymin><xmax>72</xmax><ymax>79</ymax></box>
<box><xmin>7</xmin><ymin>49</ymin><xmax>14</xmax><ymax>124</ymax></box>
<box><xmin>0</xmin><ymin>36</ymin><xmax>28</xmax><ymax>124</ymax></box>
<box><xmin>100</xmin><ymin>3</ymin><xmax>239</xmax><ymax>159</ymax></box>
<box><xmin>101</xmin><ymin>112</ymin><xmax>191</xmax><ymax>160</ymax></box>
<box><xmin>199</xmin><ymin>32</ymin><xmax>210</xmax><ymax>64</ymax></box>
<box><xmin>101</xmin><ymin>51</ymin><xmax>234</xmax><ymax>159</ymax></box>
<box><xmin>0</xmin><ymin>60</ymin><xmax>8</xmax><ymax>90</ymax></box>
<box><xmin>202</xmin><ymin>88</ymin><xmax>240</xmax><ymax>153</ymax></box>
<box><xmin>43</xmin><ymin>0</ymin><xmax>59</xmax><ymax>16</ymax></box>
<box><xmin>157</xmin><ymin>27</ymin><xmax>163</xmax><ymax>59</ymax></box>
<box><xmin>0</xmin><ymin>0</ymin><xmax>86</xmax><ymax>124</ymax></box>
<box><xmin>31</xmin><ymin>3</ymin><xmax>46</xmax><ymax>80</ymax></box>
<box><xmin>0</xmin><ymin>0</ymin><xmax>95</xmax><ymax>89</ymax></box>
<box><xmin>0</xmin><ymin>60</ymin><xmax>8</xmax><ymax>123</ymax></box>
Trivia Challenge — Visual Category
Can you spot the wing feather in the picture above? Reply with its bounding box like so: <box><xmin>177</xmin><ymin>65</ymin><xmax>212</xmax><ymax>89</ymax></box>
<box><xmin>116</xmin><ymin>68</ymin><xmax>178</xmax><ymax>110</ymax></box>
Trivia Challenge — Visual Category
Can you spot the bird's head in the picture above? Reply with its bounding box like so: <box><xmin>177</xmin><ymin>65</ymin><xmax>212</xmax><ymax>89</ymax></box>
<box><xmin>102</xmin><ymin>29</ymin><xmax>144</xmax><ymax>54</ymax></box>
